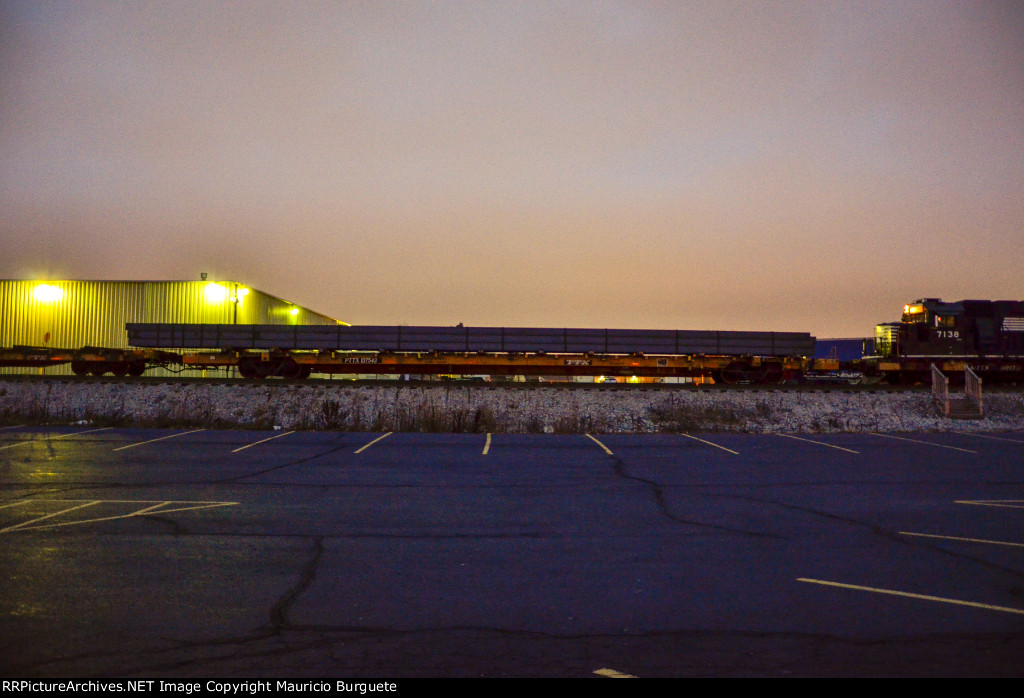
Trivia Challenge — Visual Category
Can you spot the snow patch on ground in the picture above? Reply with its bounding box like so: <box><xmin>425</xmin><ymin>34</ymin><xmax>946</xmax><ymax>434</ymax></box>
<box><xmin>1</xmin><ymin>381</ymin><xmax>1022</xmax><ymax>433</ymax></box>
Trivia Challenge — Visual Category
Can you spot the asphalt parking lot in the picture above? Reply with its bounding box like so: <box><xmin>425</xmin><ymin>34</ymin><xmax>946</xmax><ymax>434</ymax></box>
<box><xmin>1</xmin><ymin>425</ymin><xmax>1022</xmax><ymax>677</ymax></box>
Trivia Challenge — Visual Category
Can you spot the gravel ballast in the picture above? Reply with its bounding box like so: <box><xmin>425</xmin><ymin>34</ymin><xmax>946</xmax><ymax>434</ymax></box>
<box><xmin>1</xmin><ymin>380</ymin><xmax>1022</xmax><ymax>433</ymax></box>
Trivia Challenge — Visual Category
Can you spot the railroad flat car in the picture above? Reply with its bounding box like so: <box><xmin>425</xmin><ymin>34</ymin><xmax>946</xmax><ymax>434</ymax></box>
<box><xmin>124</xmin><ymin>323</ymin><xmax>818</xmax><ymax>382</ymax></box>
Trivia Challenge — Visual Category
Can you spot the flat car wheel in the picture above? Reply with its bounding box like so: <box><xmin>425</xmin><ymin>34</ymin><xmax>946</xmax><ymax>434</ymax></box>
<box><xmin>279</xmin><ymin>357</ymin><xmax>302</xmax><ymax>380</ymax></box>
<box><xmin>238</xmin><ymin>358</ymin><xmax>262</xmax><ymax>379</ymax></box>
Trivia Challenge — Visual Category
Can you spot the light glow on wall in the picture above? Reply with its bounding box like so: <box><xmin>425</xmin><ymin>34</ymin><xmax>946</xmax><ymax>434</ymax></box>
<box><xmin>204</xmin><ymin>282</ymin><xmax>227</xmax><ymax>303</ymax></box>
<box><xmin>33</xmin><ymin>284</ymin><xmax>63</xmax><ymax>302</ymax></box>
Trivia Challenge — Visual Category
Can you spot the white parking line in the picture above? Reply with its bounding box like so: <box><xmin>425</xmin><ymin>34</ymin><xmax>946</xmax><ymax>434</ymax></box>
<box><xmin>679</xmin><ymin>433</ymin><xmax>739</xmax><ymax>455</ymax></box>
<box><xmin>482</xmin><ymin>432</ymin><xmax>491</xmax><ymax>455</ymax></box>
<box><xmin>585</xmin><ymin>433</ymin><xmax>613</xmax><ymax>455</ymax></box>
<box><xmin>0</xmin><ymin>499</ymin><xmax>239</xmax><ymax>533</ymax></box>
<box><xmin>0</xmin><ymin>427</ymin><xmax>112</xmax><ymax>450</ymax></box>
<box><xmin>232</xmin><ymin>431</ymin><xmax>295</xmax><ymax>453</ymax></box>
<box><xmin>354</xmin><ymin>432</ymin><xmax>392</xmax><ymax>454</ymax></box>
<box><xmin>867</xmin><ymin>433</ymin><xmax>977</xmax><ymax>453</ymax></box>
<box><xmin>775</xmin><ymin>433</ymin><xmax>859</xmax><ymax>454</ymax></box>
<box><xmin>955</xmin><ymin>499</ymin><xmax>1024</xmax><ymax>510</ymax></box>
<box><xmin>899</xmin><ymin>531</ymin><xmax>1024</xmax><ymax>549</ymax></box>
<box><xmin>1</xmin><ymin>500</ymin><xmax>101</xmax><ymax>533</ymax></box>
<box><xmin>47</xmin><ymin>428</ymin><xmax>110</xmax><ymax>438</ymax></box>
<box><xmin>964</xmin><ymin>433</ymin><xmax>1024</xmax><ymax>444</ymax></box>
<box><xmin>113</xmin><ymin>429</ymin><xmax>206</xmax><ymax>451</ymax></box>
<box><xmin>797</xmin><ymin>577</ymin><xmax>1024</xmax><ymax>615</ymax></box>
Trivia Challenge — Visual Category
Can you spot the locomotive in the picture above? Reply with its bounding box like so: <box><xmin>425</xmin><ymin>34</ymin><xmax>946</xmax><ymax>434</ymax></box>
<box><xmin>863</xmin><ymin>298</ymin><xmax>1024</xmax><ymax>383</ymax></box>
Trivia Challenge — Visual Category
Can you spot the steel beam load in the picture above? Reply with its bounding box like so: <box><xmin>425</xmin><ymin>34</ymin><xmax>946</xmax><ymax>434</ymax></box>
<box><xmin>127</xmin><ymin>323</ymin><xmax>815</xmax><ymax>357</ymax></box>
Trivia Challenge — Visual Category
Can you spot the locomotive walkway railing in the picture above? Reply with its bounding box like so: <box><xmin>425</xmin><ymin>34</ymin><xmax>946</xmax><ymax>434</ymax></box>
<box><xmin>931</xmin><ymin>363</ymin><xmax>949</xmax><ymax>416</ymax></box>
<box><xmin>931</xmin><ymin>363</ymin><xmax>983</xmax><ymax>419</ymax></box>
<box><xmin>965</xmin><ymin>365</ymin><xmax>983</xmax><ymax>418</ymax></box>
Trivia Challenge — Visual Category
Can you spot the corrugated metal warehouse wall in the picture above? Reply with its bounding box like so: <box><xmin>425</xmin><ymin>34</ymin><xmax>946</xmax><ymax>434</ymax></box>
<box><xmin>1</xmin><ymin>280</ymin><xmax>341</xmax><ymax>375</ymax></box>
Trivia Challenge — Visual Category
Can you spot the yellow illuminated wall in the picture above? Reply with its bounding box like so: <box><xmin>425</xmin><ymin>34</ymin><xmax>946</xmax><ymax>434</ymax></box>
<box><xmin>0</xmin><ymin>279</ymin><xmax>342</xmax><ymax>373</ymax></box>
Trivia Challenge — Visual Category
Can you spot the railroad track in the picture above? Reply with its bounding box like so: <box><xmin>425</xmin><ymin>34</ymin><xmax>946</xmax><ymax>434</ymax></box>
<box><xmin>0</xmin><ymin>373</ymin><xmax>961</xmax><ymax>392</ymax></box>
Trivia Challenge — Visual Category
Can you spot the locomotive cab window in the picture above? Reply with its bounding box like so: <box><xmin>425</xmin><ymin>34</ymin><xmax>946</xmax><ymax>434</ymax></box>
<box><xmin>934</xmin><ymin>315</ymin><xmax>955</xmax><ymax>328</ymax></box>
<box><xmin>902</xmin><ymin>304</ymin><xmax>927</xmax><ymax>323</ymax></box>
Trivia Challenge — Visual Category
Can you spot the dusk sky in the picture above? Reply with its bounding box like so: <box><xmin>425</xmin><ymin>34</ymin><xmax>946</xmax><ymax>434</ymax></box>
<box><xmin>2</xmin><ymin>1</ymin><xmax>1022</xmax><ymax>337</ymax></box>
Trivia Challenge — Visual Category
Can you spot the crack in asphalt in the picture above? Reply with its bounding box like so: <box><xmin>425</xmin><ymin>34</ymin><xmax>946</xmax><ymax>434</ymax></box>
<box><xmin>50</xmin><ymin>536</ymin><xmax>330</xmax><ymax>675</ymax></box>
<box><xmin>718</xmin><ymin>492</ymin><xmax>904</xmax><ymax>539</ymax></box>
<box><xmin>214</xmin><ymin>443</ymin><xmax>355</xmax><ymax>483</ymax></box>
<box><xmin>719</xmin><ymin>492</ymin><xmax>1024</xmax><ymax>580</ymax></box>
<box><xmin>268</xmin><ymin>535</ymin><xmax>324</xmax><ymax>630</ymax></box>
<box><xmin>607</xmin><ymin>454</ymin><xmax>786</xmax><ymax>540</ymax></box>
<box><xmin>141</xmin><ymin>514</ymin><xmax>189</xmax><ymax>535</ymax></box>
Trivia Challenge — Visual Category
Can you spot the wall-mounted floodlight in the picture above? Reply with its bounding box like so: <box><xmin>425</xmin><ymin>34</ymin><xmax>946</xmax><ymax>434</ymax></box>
<box><xmin>204</xmin><ymin>282</ymin><xmax>226</xmax><ymax>303</ymax></box>
<box><xmin>289</xmin><ymin>307</ymin><xmax>299</xmax><ymax>316</ymax></box>
<box><xmin>33</xmin><ymin>284</ymin><xmax>63</xmax><ymax>302</ymax></box>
